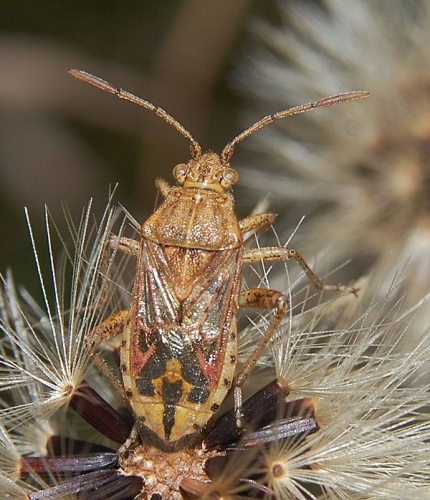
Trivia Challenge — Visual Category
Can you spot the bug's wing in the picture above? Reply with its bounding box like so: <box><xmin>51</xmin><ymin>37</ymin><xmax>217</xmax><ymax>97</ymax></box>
<box><xmin>122</xmin><ymin>239</ymin><xmax>241</xmax><ymax>444</ymax></box>
<box><xmin>132</xmin><ymin>239</ymin><xmax>241</xmax><ymax>387</ymax></box>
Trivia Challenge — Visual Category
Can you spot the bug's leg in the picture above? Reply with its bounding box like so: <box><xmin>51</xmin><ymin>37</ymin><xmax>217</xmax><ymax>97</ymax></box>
<box><xmin>118</xmin><ymin>421</ymin><xmax>141</xmax><ymax>460</ymax></box>
<box><xmin>94</xmin><ymin>231</ymin><xmax>138</xmax><ymax>308</ymax></box>
<box><xmin>109</xmin><ymin>235</ymin><xmax>140</xmax><ymax>256</ymax></box>
<box><xmin>87</xmin><ymin>309</ymin><xmax>129</xmax><ymax>348</ymax></box>
<box><xmin>234</xmin><ymin>288</ymin><xmax>288</xmax><ymax>428</ymax></box>
<box><xmin>154</xmin><ymin>177</ymin><xmax>171</xmax><ymax>198</ymax></box>
<box><xmin>109</xmin><ymin>179</ymin><xmax>169</xmax><ymax>257</ymax></box>
<box><xmin>239</xmin><ymin>212</ymin><xmax>277</xmax><ymax>234</ymax></box>
<box><xmin>243</xmin><ymin>247</ymin><xmax>359</xmax><ymax>295</ymax></box>
<box><xmin>86</xmin><ymin>310</ymin><xmax>129</xmax><ymax>396</ymax></box>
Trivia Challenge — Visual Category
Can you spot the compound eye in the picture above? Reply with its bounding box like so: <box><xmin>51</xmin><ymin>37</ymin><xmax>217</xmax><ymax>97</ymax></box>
<box><xmin>173</xmin><ymin>163</ymin><xmax>187</xmax><ymax>184</ymax></box>
<box><xmin>220</xmin><ymin>167</ymin><xmax>238</xmax><ymax>190</ymax></box>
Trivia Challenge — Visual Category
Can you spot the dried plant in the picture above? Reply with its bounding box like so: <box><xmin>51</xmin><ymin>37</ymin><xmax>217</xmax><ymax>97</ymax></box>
<box><xmin>234</xmin><ymin>0</ymin><xmax>430</xmax><ymax>342</ymax></box>
<box><xmin>0</xmin><ymin>201</ymin><xmax>429</xmax><ymax>498</ymax></box>
<box><xmin>2</xmin><ymin>2</ymin><xmax>429</xmax><ymax>498</ymax></box>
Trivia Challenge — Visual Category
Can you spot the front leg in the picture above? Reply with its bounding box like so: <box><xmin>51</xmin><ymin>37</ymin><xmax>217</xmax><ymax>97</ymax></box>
<box><xmin>239</xmin><ymin>212</ymin><xmax>277</xmax><ymax>233</ymax></box>
<box><xmin>110</xmin><ymin>235</ymin><xmax>140</xmax><ymax>257</ymax></box>
<box><xmin>154</xmin><ymin>177</ymin><xmax>171</xmax><ymax>198</ymax></box>
<box><xmin>108</xmin><ymin>179</ymin><xmax>171</xmax><ymax>257</ymax></box>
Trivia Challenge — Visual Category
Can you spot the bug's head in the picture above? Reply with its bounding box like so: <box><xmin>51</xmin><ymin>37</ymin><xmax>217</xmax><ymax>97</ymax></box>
<box><xmin>173</xmin><ymin>152</ymin><xmax>239</xmax><ymax>193</ymax></box>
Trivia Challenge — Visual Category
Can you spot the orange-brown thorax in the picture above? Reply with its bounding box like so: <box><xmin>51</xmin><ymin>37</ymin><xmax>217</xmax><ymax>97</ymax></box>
<box><xmin>142</xmin><ymin>153</ymin><xmax>242</xmax><ymax>251</ymax></box>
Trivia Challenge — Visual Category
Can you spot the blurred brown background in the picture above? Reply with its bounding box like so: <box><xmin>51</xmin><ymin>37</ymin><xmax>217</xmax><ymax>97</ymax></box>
<box><xmin>0</xmin><ymin>0</ymin><xmax>279</xmax><ymax>295</ymax></box>
<box><xmin>2</xmin><ymin>0</ymin><xmax>429</xmax><ymax>341</ymax></box>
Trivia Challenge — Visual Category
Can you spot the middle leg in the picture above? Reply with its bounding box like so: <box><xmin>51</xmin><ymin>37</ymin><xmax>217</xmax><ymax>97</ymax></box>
<box><xmin>243</xmin><ymin>247</ymin><xmax>358</xmax><ymax>295</ymax></box>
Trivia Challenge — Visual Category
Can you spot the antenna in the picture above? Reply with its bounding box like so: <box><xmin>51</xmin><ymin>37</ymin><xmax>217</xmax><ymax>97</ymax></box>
<box><xmin>69</xmin><ymin>69</ymin><xmax>202</xmax><ymax>159</ymax></box>
<box><xmin>220</xmin><ymin>91</ymin><xmax>369</xmax><ymax>162</ymax></box>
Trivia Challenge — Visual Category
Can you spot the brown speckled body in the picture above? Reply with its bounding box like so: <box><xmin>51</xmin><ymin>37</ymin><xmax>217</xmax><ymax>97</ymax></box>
<box><xmin>74</xmin><ymin>70</ymin><xmax>365</xmax><ymax>456</ymax></box>
<box><xmin>120</xmin><ymin>154</ymin><xmax>243</xmax><ymax>450</ymax></box>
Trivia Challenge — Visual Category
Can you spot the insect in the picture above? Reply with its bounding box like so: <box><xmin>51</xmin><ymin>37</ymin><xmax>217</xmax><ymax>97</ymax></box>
<box><xmin>70</xmin><ymin>69</ymin><xmax>367</xmax><ymax>452</ymax></box>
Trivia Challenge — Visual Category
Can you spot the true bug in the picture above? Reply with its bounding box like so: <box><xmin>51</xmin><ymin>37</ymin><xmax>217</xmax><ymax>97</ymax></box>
<box><xmin>70</xmin><ymin>69</ymin><xmax>367</xmax><ymax>452</ymax></box>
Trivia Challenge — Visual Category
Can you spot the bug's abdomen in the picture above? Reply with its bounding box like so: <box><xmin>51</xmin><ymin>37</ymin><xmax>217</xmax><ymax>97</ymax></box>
<box><xmin>121</xmin><ymin>239</ymin><xmax>240</xmax><ymax>449</ymax></box>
